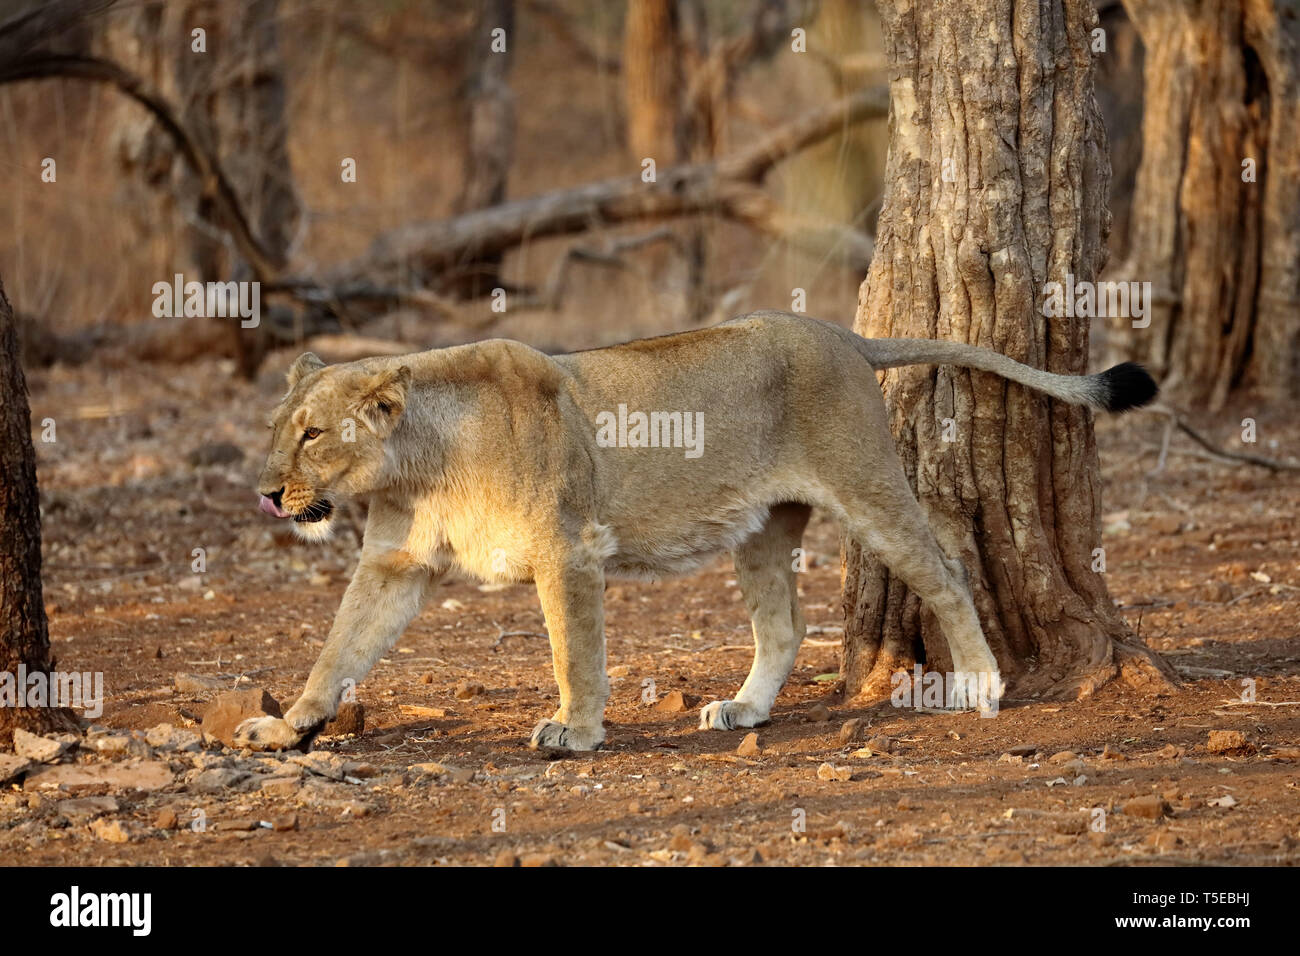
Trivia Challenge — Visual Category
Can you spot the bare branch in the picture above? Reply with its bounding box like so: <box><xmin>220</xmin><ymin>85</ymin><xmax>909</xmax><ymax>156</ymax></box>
<box><xmin>0</xmin><ymin>52</ymin><xmax>284</xmax><ymax>280</ymax></box>
<box><xmin>328</xmin><ymin>85</ymin><xmax>887</xmax><ymax>288</ymax></box>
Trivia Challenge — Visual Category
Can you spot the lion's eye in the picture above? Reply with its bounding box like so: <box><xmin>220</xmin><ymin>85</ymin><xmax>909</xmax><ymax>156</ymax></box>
<box><xmin>303</xmin><ymin>427</ymin><xmax>322</xmax><ymax>441</ymax></box>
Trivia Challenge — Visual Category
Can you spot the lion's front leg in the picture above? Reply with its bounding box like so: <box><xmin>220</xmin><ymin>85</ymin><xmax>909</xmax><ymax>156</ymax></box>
<box><xmin>236</xmin><ymin>552</ymin><xmax>438</xmax><ymax>752</ymax></box>
<box><xmin>529</xmin><ymin>544</ymin><xmax>609</xmax><ymax>752</ymax></box>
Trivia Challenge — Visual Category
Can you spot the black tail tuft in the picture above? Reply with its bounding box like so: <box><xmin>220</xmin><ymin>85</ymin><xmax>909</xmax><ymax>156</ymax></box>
<box><xmin>1097</xmin><ymin>361</ymin><xmax>1158</xmax><ymax>412</ymax></box>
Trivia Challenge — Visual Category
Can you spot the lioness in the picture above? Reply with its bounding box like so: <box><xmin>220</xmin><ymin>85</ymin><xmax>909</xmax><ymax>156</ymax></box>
<box><xmin>236</xmin><ymin>311</ymin><xmax>1156</xmax><ymax>752</ymax></box>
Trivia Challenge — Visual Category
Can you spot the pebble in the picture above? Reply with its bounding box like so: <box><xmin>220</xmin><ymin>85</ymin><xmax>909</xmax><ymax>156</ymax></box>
<box><xmin>155</xmin><ymin>808</ymin><xmax>179</xmax><ymax>830</ymax></box>
<box><xmin>1207</xmin><ymin>730</ymin><xmax>1251</xmax><ymax>754</ymax></box>
<box><xmin>89</xmin><ymin>818</ymin><xmax>133</xmax><ymax>843</ymax></box>
<box><xmin>454</xmin><ymin>680</ymin><xmax>485</xmax><ymax>700</ymax></box>
<box><xmin>817</xmin><ymin>763</ymin><xmax>853</xmax><ymax>782</ymax></box>
<box><xmin>13</xmin><ymin>729</ymin><xmax>72</xmax><ymax>763</ymax></box>
<box><xmin>0</xmin><ymin>754</ymin><xmax>31</xmax><ymax>784</ymax></box>
<box><xmin>24</xmin><ymin>760</ymin><xmax>173</xmax><ymax>794</ymax></box>
<box><xmin>1123</xmin><ymin>795</ymin><xmax>1172</xmax><ymax>820</ymax></box>
<box><xmin>56</xmin><ymin>796</ymin><xmax>120</xmax><ymax>820</ymax></box>
<box><xmin>144</xmin><ymin>723</ymin><xmax>202</xmax><ymax>752</ymax></box>
<box><xmin>189</xmin><ymin>768</ymin><xmax>254</xmax><ymax>793</ymax></box>
<box><xmin>839</xmin><ymin>718</ymin><xmax>867</xmax><ymax>744</ymax></box>
<box><xmin>736</xmin><ymin>732</ymin><xmax>761</xmax><ymax>757</ymax></box>
<box><xmin>806</xmin><ymin>703</ymin><xmax>832</xmax><ymax>722</ymax></box>
<box><xmin>653</xmin><ymin>690</ymin><xmax>690</xmax><ymax>713</ymax></box>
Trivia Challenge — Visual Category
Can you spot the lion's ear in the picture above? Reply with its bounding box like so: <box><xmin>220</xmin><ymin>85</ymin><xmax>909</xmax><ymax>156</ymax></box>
<box><xmin>352</xmin><ymin>365</ymin><xmax>411</xmax><ymax>436</ymax></box>
<box><xmin>287</xmin><ymin>352</ymin><xmax>326</xmax><ymax>388</ymax></box>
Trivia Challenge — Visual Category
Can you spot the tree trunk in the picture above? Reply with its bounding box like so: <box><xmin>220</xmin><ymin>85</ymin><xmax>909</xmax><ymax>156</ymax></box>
<box><xmin>173</xmin><ymin>0</ymin><xmax>299</xmax><ymax>377</ymax></box>
<box><xmin>0</xmin><ymin>276</ymin><xmax>76</xmax><ymax>747</ymax></box>
<box><xmin>841</xmin><ymin>0</ymin><xmax>1173</xmax><ymax>702</ymax></box>
<box><xmin>448</xmin><ymin>0</ymin><xmax>516</xmax><ymax>299</ymax></box>
<box><xmin>623</xmin><ymin>0</ymin><xmax>684</xmax><ymax>164</ymax></box>
<box><xmin>1113</xmin><ymin>0</ymin><xmax>1300</xmax><ymax>409</ymax></box>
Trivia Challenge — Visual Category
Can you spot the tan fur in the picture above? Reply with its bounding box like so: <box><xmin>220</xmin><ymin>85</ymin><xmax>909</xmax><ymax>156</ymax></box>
<box><xmin>234</xmin><ymin>310</ymin><xmax>1121</xmax><ymax>752</ymax></box>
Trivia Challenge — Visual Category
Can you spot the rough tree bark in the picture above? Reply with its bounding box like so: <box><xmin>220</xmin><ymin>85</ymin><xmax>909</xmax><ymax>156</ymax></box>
<box><xmin>623</xmin><ymin>0</ymin><xmax>684</xmax><ymax>164</ymax></box>
<box><xmin>173</xmin><ymin>0</ymin><xmax>299</xmax><ymax>376</ymax></box>
<box><xmin>1113</xmin><ymin>0</ymin><xmax>1300</xmax><ymax>409</ymax></box>
<box><xmin>448</xmin><ymin>0</ymin><xmax>516</xmax><ymax>299</ymax></box>
<box><xmin>841</xmin><ymin>0</ymin><xmax>1174</xmax><ymax>702</ymax></box>
<box><xmin>0</xmin><ymin>277</ymin><xmax>76</xmax><ymax>747</ymax></box>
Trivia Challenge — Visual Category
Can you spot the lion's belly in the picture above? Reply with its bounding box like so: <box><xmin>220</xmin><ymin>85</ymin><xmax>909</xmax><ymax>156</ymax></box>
<box><xmin>602</xmin><ymin>501</ymin><xmax>772</xmax><ymax>580</ymax></box>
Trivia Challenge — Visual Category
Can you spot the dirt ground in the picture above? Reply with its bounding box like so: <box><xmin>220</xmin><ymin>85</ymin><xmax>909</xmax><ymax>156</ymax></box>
<box><xmin>3</xmin><ymin>348</ymin><xmax>1298</xmax><ymax>867</ymax></box>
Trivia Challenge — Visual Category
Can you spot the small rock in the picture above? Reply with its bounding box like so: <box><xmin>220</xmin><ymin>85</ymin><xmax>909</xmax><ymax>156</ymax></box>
<box><xmin>653</xmin><ymin>690</ymin><xmax>691</xmax><ymax>713</ymax></box>
<box><xmin>144</xmin><ymin>723</ymin><xmax>202</xmax><ymax>752</ymax></box>
<box><xmin>1048</xmin><ymin>750</ymin><xmax>1079</xmax><ymax>764</ymax></box>
<box><xmin>1123</xmin><ymin>795</ymin><xmax>1171</xmax><ymax>820</ymax></box>
<box><xmin>806</xmin><ymin>703</ymin><xmax>832</xmax><ymax>722</ymax></box>
<box><xmin>200</xmin><ymin>688</ymin><xmax>282</xmax><ymax>747</ymax></box>
<box><xmin>325</xmin><ymin>702</ymin><xmax>365</xmax><ymax>737</ymax></box>
<box><xmin>259</xmin><ymin>776</ymin><xmax>302</xmax><ymax>797</ymax></box>
<box><xmin>607</xmin><ymin>665</ymin><xmax>631</xmax><ymax>679</ymax></box>
<box><xmin>519</xmin><ymin>853</ymin><xmax>557</xmax><ymax>867</ymax></box>
<box><xmin>839</xmin><ymin>718</ymin><xmax>867</xmax><ymax>744</ymax></box>
<box><xmin>89</xmin><ymin>818</ymin><xmax>133</xmax><ymax>844</ymax></box>
<box><xmin>289</xmin><ymin>753</ymin><xmax>350</xmax><ymax>780</ymax></box>
<box><xmin>24</xmin><ymin>760</ymin><xmax>173</xmax><ymax>794</ymax></box>
<box><xmin>1207</xmin><ymin>794</ymin><xmax>1238</xmax><ymax>809</ymax></box>
<box><xmin>1145</xmin><ymin>830</ymin><xmax>1180</xmax><ymax>851</ymax></box>
<box><xmin>454</xmin><ymin>680</ymin><xmax>485</xmax><ymax>700</ymax></box>
<box><xmin>408</xmin><ymin>761</ymin><xmax>452</xmax><ymax>776</ymax></box>
<box><xmin>85</xmin><ymin>735</ymin><xmax>133</xmax><ymax>754</ymax></box>
<box><xmin>1207</xmin><ymin>730</ymin><xmax>1252</xmax><ymax>754</ymax></box>
<box><xmin>1007</xmin><ymin>743</ymin><xmax>1039</xmax><ymax>757</ymax></box>
<box><xmin>270</xmin><ymin>813</ymin><xmax>298</xmax><ymax>832</ymax></box>
<box><xmin>0</xmin><ymin>753</ymin><xmax>31</xmax><ymax>784</ymax></box>
<box><xmin>13</xmin><ymin>728</ymin><xmax>72</xmax><ymax>763</ymax></box>
<box><xmin>189</xmin><ymin>768</ymin><xmax>253</xmax><ymax>793</ymax></box>
<box><xmin>57</xmin><ymin>796</ymin><xmax>120</xmax><ymax>820</ymax></box>
<box><xmin>213</xmin><ymin>818</ymin><xmax>259</xmax><ymax>832</ymax></box>
<box><xmin>1100</xmin><ymin>744</ymin><xmax>1127</xmax><ymax>761</ymax></box>
<box><xmin>865</xmin><ymin>735</ymin><xmax>896</xmax><ymax>755</ymax></box>
<box><xmin>817</xmin><ymin>762</ymin><xmax>853</xmax><ymax>782</ymax></box>
<box><xmin>494</xmin><ymin>849</ymin><xmax>520</xmax><ymax>867</ymax></box>
<box><xmin>155</xmin><ymin>808</ymin><xmax>179</xmax><ymax>830</ymax></box>
<box><xmin>736</xmin><ymin>732</ymin><xmax>760</xmax><ymax>757</ymax></box>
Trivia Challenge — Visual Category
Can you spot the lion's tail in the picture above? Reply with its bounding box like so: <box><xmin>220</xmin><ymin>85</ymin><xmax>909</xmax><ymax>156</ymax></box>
<box><xmin>854</xmin><ymin>337</ymin><xmax>1158</xmax><ymax>413</ymax></box>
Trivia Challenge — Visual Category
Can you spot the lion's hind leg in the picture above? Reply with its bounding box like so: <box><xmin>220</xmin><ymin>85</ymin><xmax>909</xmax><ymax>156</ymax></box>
<box><xmin>700</xmin><ymin>503</ymin><xmax>811</xmax><ymax>731</ymax></box>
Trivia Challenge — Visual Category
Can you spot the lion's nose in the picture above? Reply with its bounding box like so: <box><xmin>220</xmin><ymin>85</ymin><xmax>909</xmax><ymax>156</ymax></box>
<box><xmin>261</xmin><ymin>488</ymin><xmax>284</xmax><ymax>507</ymax></box>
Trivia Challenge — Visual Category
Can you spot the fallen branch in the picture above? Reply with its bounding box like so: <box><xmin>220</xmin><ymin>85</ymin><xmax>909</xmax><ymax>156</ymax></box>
<box><xmin>323</xmin><ymin>85</ymin><xmax>888</xmax><ymax>289</ymax></box>
<box><xmin>1146</xmin><ymin>404</ymin><xmax>1300</xmax><ymax>473</ymax></box>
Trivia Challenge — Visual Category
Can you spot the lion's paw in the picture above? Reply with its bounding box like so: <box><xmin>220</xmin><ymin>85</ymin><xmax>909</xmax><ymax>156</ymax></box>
<box><xmin>698</xmin><ymin>699</ymin><xmax>767</xmax><ymax>731</ymax></box>
<box><xmin>528</xmin><ymin>719</ymin><xmax>605</xmax><ymax>752</ymax></box>
<box><xmin>947</xmin><ymin>669</ymin><xmax>1004</xmax><ymax>715</ymax></box>
<box><xmin>233</xmin><ymin>715</ymin><xmax>321</xmax><ymax>752</ymax></box>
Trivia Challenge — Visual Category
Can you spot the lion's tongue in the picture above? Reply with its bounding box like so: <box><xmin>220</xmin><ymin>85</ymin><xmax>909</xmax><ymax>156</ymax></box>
<box><xmin>258</xmin><ymin>494</ymin><xmax>290</xmax><ymax>519</ymax></box>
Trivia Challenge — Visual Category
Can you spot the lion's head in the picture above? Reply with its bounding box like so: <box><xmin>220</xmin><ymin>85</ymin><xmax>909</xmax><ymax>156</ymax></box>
<box><xmin>256</xmin><ymin>351</ymin><xmax>411</xmax><ymax>541</ymax></box>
